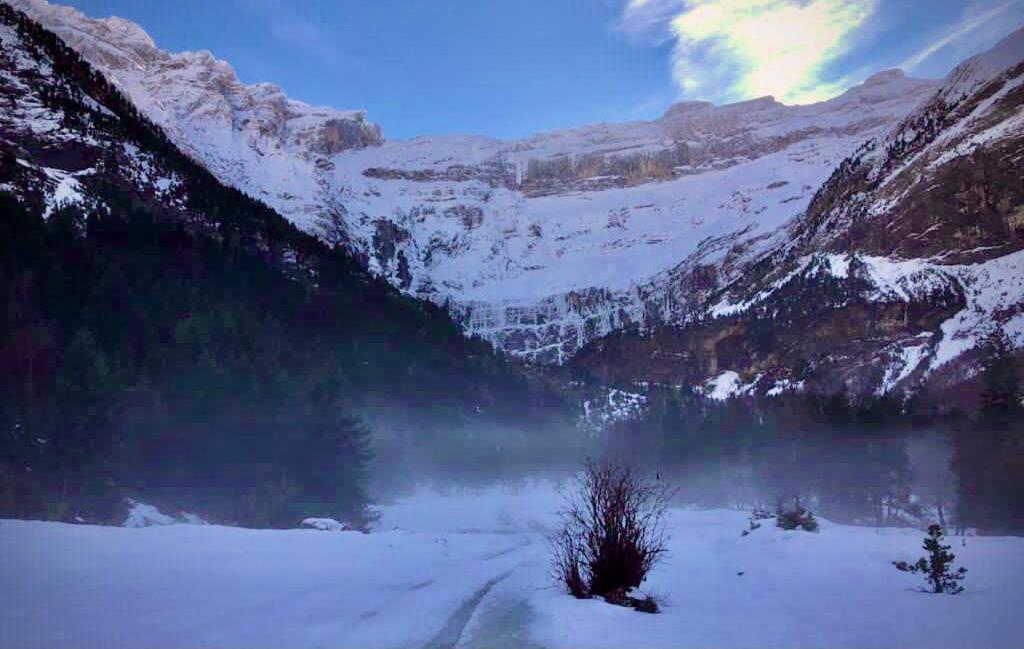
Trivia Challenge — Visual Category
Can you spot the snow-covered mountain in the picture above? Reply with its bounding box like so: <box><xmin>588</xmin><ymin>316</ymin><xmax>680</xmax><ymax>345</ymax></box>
<box><xmin>8</xmin><ymin>0</ymin><xmax>1024</xmax><ymax>400</ymax></box>
<box><xmin>575</xmin><ymin>27</ymin><xmax>1024</xmax><ymax>402</ymax></box>
<box><xmin>4</xmin><ymin>0</ymin><xmax>382</xmax><ymax>211</ymax></box>
<box><xmin>8</xmin><ymin>0</ymin><xmax>937</xmax><ymax>365</ymax></box>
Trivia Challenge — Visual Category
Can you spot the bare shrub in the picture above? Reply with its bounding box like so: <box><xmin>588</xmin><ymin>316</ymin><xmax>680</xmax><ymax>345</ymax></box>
<box><xmin>550</xmin><ymin>459</ymin><xmax>672</xmax><ymax>601</ymax></box>
<box><xmin>551</xmin><ymin>527</ymin><xmax>588</xmax><ymax>598</ymax></box>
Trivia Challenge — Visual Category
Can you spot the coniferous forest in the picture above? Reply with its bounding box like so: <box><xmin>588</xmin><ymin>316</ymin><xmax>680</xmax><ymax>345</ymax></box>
<box><xmin>0</xmin><ymin>2</ymin><xmax>585</xmax><ymax>529</ymax></box>
<box><xmin>0</xmin><ymin>184</ymin><xmax>577</xmax><ymax>527</ymax></box>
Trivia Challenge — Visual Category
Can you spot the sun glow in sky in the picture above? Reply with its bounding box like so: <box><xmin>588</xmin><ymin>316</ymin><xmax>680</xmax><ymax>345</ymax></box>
<box><xmin>624</xmin><ymin>0</ymin><xmax>1022</xmax><ymax>105</ymax></box>
<box><xmin>667</xmin><ymin>0</ymin><xmax>876</xmax><ymax>103</ymax></box>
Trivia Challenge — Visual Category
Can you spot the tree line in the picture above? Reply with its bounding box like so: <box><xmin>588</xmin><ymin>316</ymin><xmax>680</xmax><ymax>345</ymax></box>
<box><xmin>603</xmin><ymin>331</ymin><xmax>1024</xmax><ymax>533</ymax></box>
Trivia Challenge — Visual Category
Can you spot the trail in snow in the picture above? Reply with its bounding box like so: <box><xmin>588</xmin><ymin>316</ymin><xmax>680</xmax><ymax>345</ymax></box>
<box><xmin>424</xmin><ymin>569</ymin><xmax>514</xmax><ymax>649</ymax></box>
<box><xmin>456</xmin><ymin>555</ymin><xmax>550</xmax><ymax>649</ymax></box>
<box><xmin>3</xmin><ymin>483</ymin><xmax>1024</xmax><ymax>648</ymax></box>
<box><xmin>428</xmin><ymin>530</ymin><xmax>547</xmax><ymax>649</ymax></box>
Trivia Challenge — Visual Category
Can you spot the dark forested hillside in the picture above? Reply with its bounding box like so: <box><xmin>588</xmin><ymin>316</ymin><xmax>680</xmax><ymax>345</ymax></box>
<box><xmin>598</xmin><ymin>330</ymin><xmax>1024</xmax><ymax>533</ymax></box>
<box><xmin>0</xmin><ymin>3</ymin><xmax>572</xmax><ymax>527</ymax></box>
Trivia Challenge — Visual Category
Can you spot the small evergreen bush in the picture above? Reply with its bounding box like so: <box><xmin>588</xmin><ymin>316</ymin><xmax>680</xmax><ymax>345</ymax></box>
<box><xmin>776</xmin><ymin>503</ymin><xmax>819</xmax><ymax>532</ymax></box>
<box><xmin>893</xmin><ymin>525</ymin><xmax>967</xmax><ymax>594</ymax></box>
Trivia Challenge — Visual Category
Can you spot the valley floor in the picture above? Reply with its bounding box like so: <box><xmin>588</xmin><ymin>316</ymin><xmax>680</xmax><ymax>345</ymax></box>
<box><xmin>2</xmin><ymin>485</ymin><xmax>1022</xmax><ymax>649</ymax></box>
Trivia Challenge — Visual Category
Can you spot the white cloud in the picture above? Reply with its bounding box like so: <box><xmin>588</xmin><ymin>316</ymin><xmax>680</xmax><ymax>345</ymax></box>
<box><xmin>622</xmin><ymin>0</ymin><xmax>877</xmax><ymax>105</ymax></box>
<box><xmin>621</xmin><ymin>0</ymin><xmax>689</xmax><ymax>41</ymax></box>
<box><xmin>900</xmin><ymin>1</ymin><xmax>1018</xmax><ymax>71</ymax></box>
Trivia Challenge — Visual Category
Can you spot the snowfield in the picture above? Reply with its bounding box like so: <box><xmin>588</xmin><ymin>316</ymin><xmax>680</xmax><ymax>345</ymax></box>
<box><xmin>2</xmin><ymin>485</ymin><xmax>1022</xmax><ymax>649</ymax></box>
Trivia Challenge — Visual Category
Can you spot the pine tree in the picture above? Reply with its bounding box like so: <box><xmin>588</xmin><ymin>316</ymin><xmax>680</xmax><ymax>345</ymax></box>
<box><xmin>894</xmin><ymin>525</ymin><xmax>967</xmax><ymax>594</ymax></box>
<box><xmin>978</xmin><ymin>329</ymin><xmax>1021</xmax><ymax>428</ymax></box>
<box><xmin>952</xmin><ymin>329</ymin><xmax>1023</xmax><ymax>532</ymax></box>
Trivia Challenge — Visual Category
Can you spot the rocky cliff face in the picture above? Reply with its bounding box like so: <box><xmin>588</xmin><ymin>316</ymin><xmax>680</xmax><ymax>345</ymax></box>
<box><xmin>573</xmin><ymin>28</ymin><xmax>1024</xmax><ymax>401</ymax></box>
<box><xmin>326</xmin><ymin>72</ymin><xmax>934</xmax><ymax>364</ymax></box>
<box><xmin>8</xmin><ymin>0</ymin><xmax>937</xmax><ymax>366</ymax></box>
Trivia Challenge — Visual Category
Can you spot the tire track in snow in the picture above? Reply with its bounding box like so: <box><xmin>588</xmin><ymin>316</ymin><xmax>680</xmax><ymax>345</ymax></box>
<box><xmin>456</xmin><ymin>584</ymin><xmax>546</xmax><ymax>649</ymax></box>
<box><xmin>425</xmin><ymin>534</ymin><xmax>547</xmax><ymax>649</ymax></box>
<box><xmin>422</xmin><ymin>569</ymin><xmax>514</xmax><ymax>649</ymax></box>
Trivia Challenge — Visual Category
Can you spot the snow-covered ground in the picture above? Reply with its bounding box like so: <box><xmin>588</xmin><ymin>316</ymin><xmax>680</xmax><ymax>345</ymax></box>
<box><xmin>2</xmin><ymin>484</ymin><xmax>1022</xmax><ymax>649</ymax></box>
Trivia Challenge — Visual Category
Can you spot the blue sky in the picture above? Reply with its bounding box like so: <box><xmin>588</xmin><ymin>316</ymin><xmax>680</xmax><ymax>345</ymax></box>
<box><xmin>68</xmin><ymin>0</ymin><xmax>1024</xmax><ymax>139</ymax></box>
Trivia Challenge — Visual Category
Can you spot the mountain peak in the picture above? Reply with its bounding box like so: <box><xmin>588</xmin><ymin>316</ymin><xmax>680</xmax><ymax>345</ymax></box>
<box><xmin>661</xmin><ymin>100</ymin><xmax>713</xmax><ymax>119</ymax></box>
<box><xmin>8</xmin><ymin>0</ymin><xmax>384</xmax><ymax>156</ymax></box>
<box><xmin>662</xmin><ymin>95</ymin><xmax>781</xmax><ymax>121</ymax></box>
<box><xmin>863</xmin><ymin>69</ymin><xmax>907</xmax><ymax>85</ymax></box>
<box><xmin>941</xmin><ymin>25</ymin><xmax>1024</xmax><ymax>100</ymax></box>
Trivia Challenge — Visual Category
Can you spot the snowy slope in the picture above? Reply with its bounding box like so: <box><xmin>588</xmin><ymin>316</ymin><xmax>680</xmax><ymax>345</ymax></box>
<box><xmin>0</xmin><ymin>12</ymin><xmax>185</xmax><ymax>220</ymax></box>
<box><xmin>2</xmin><ymin>486</ymin><xmax>1023</xmax><ymax>649</ymax></box>
<box><xmin>777</xmin><ymin>27</ymin><xmax>1024</xmax><ymax>389</ymax></box>
<box><xmin>576</xmin><ymin>27</ymin><xmax>1024</xmax><ymax>399</ymax></box>
<box><xmin>9</xmin><ymin>0</ymin><xmax>937</xmax><ymax>363</ymax></box>
<box><xmin>5</xmin><ymin>0</ymin><xmax>382</xmax><ymax>230</ymax></box>
<box><xmin>799</xmin><ymin>27</ymin><xmax>1024</xmax><ymax>256</ymax></box>
<box><xmin>704</xmin><ymin>249</ymin><xmax>1024</xmax><ymax>394</ymax></box>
